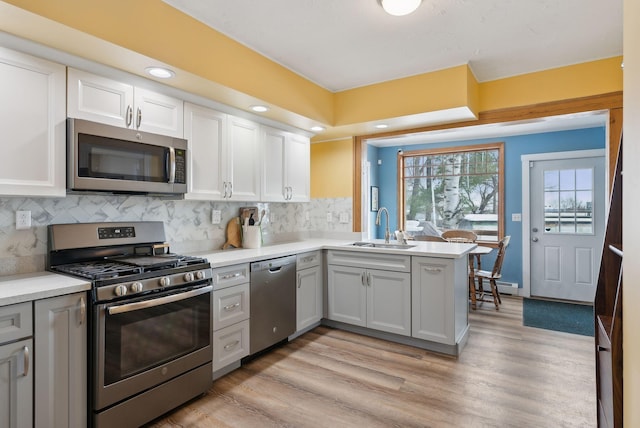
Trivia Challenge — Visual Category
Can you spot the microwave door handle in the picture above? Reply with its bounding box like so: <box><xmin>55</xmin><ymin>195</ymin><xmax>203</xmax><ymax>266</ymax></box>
<box><xmin>107</xmin><ymin>285</ymin><xmax>212</xmax><ymax>315</ymax></box>
<box><xmin>167</xmin><ymin>147</ymin><xmax>176</xmax><ymax>184</ymax></box>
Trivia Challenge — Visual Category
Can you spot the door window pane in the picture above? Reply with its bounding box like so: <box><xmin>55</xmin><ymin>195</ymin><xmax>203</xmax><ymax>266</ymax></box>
<box><xmin>543</xmin><ymin>168</ymin><xmax>594</xmax><ymax>235</ymax></box>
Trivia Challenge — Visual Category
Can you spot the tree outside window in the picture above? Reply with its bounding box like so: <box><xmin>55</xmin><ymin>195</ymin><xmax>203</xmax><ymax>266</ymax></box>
<box><xmin>399</xmin><ymin>142</ymin><xmax>504</xmax><ymax>243</ymax></box>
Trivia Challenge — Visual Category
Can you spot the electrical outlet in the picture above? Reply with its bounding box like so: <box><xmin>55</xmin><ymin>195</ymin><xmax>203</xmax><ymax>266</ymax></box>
<box><xmin>326</xmin><ymin>212</ymin><xmax>332</xmax><ymax>223</ymax></box>
<box><xmin>211</xmin><ymin>209</ymin><xmax>222</xmax><ymax>224</ymax></box>
<box><xmin>305</xmin><ymin>211</ymin><xmax>310</xmax><ymax>221</ymax></box>
<box><xmin>339</xmin><ymin>212</ymin><xmax>349</xmax><ymax>223</ymax></box>
<box><xmin>16</xmin><ymin>210</ymin><xmax>31</xmax><ymax>230</ymax></box>
<box><xmin>512</xmin><ymin>213</ymin><xmax>522</xmax><ymax>222</ymax></box>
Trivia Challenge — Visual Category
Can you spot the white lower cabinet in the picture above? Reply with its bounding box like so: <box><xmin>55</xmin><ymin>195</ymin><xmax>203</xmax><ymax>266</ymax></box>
<box><xmin>327</xmin><ymin>251</ymin><xmax>411</xmax><ymax>336</ymax></box>
<box><xmin>212</xmin><ymin>264</ymin><xmax>250</xmax><ymax>374</ymax></box>
<box><xmin>296</xmin><ymin>251</ymin><xmax>323</xmax><ymax>332</ymax></box>
<box><xmin>0</xmin><ymin>302</ymin><xmax>33</xmax><ymax>428</ymax></box>
<box><xmin>34</xmin><ymin>292</ymin><xmax>88</xmax><ymax>428</ymax></box>
<box><xmin>411</xmin><ymin>256</ymin><xmax>468</xmax><ymax>345</ymax></box>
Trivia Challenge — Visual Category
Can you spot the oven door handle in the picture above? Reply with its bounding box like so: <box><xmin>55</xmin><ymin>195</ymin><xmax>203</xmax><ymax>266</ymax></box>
<box><xmin>107</xmin><ymin>285</ymin><xmax>212</xmax><ymax>315</ymax></box>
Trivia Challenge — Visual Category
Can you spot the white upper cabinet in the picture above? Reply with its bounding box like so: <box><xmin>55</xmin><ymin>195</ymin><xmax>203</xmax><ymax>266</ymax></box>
<box><xmin>67</xmin><ymin>68</ymin><xmax>184</xmax><ymax>138</ymax></box>
<box><xmin>261</xmin><ymin>126</ymin><xmax>310</xmax><ymax>202</ymax></box>
<box><xmin>184</xmin><ymin>103</ymin><xmax>260</xmax><ymax>201</ymax></box>
<box><xmin>0</xmin><ymin>47</ymin><xmax>66</xmax><ymax>197</ymax></box>
<box><xmin>226</xmin><ymin>116</ymin><xmax>261</xmax><ymax>201</ymax></box>
<box><xmin>184</xmin><ymin>103</ymin><xmax>226</xmax><ymax>200</ymax></box>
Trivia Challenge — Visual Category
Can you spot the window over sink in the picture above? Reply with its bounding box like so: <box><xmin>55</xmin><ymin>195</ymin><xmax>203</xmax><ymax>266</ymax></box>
<box><xmin>398</xmin><ymin>142</ymin><xmax>504</xmax><ymax>243</ymax></box>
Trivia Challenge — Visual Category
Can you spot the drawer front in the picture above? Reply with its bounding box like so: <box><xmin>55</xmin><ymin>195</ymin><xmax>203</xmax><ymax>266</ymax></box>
<box><xmin>212</xmin><ymin>263</ymin><xmax>250</xmax><ymax>290</ymax></box>
<box><xmin>297</xmin><ymin>251</ymin><xmax>321</xmax><ymax>270</ymax></box>
<box><xmin>213</xmin><ymin>283</ymin><xmax>250</xmax><ymax>330</ymax></box>
<box><xmin>0</xmin><ymin>302</ymin><xmax>33</xmax><ymax>344</ymax></box>
<box><xmin>212</xmin><ymin>319</ymin><xmax>250</xmax><ymax>372</ymax></box>
<box><xmin>327</xmin><ymin>250</ymin><xmax>411</xmax><ymax>272</ymax></box>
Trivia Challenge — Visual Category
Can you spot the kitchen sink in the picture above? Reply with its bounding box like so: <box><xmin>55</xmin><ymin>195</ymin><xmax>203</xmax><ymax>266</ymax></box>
<box><xmin>349</xmin><ymin>241</ymin><xmax>416</xmax><ymax>250</ymax></box>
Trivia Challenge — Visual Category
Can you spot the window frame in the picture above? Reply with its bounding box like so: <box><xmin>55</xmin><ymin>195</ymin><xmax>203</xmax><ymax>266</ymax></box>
<box><xmin>397</xmin><ymin>142</ymin><xmax>505</xmax><ymax>246</ymax></box>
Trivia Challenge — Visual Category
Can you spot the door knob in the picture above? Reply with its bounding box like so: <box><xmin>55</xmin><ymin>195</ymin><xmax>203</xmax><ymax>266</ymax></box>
<box><xmin>532</xmin><ymin>237</ymin><xmax>539</xmax><ymax>242</ymax></box>
<box><xmin>532</xmin><ymin>227</ymin><xmax>538</xmax><ymax>232</ymax></box>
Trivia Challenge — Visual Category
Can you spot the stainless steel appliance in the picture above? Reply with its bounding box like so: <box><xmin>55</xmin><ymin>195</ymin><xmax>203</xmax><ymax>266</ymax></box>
<box><xmin>67</xmin><ymin>118</ymin><xmax>188</xmax><ymax>195</ymax></box>
<box><xmin>47</xmin><ymin>222</ymin><xmax>212</xmax><ymax>428</ymax></box>
<box><xmin>249</xmin><ymin>255</ymin><xmax>296</xmax><ymax>354</ymax></box>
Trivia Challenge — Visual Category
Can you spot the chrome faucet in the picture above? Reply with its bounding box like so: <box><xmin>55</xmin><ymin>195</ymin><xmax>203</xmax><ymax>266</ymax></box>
<box><xmin>376</xmin><ymin>207</ymin><xmax>391</xmax><ymax>243</ymax></box>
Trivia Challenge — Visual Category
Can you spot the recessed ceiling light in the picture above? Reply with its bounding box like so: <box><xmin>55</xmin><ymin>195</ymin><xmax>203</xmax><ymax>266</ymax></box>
<box><xmin>311</xmin><ymin>126</ymin><xmax>325</xmax><ymax>132</ymax></box>
<box><xmin>250</xmin><ymin>105</ymin><xmax>269</xmax><ymax>113</ymax></box>
<box><xmin>375</xmin><ymin>124</ymin><xmax>389</xmax><ymax>129</ymax></box>
<box><xmin>145</xmin><ymin>67</ymin><xmax>175</xmax><ymax>79</ymax></box>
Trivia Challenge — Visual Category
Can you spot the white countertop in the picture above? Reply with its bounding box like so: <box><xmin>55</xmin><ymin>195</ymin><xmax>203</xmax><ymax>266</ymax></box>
<box><xmin>0</xmin><ymin>271</ymin><xmax>91</xmax><ymax>307</ymax></box>
<box><xmin>0</xmin><ymin>238</ymin><xmax>475</xmax><ymax>306</ymax></box>
<box><xmin>198</xmin><ymin>238</ymin><xmax>475</xmax><ymax>267</ymax></box>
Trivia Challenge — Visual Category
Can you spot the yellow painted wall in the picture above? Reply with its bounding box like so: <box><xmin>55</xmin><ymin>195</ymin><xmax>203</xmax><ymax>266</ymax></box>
<box><xmin>334</xmin><ymin>65</ymin><xmax>475</xmax><ymax>125</ymax></box>
<box><xmin>310</xmin><ymin>139</ymin><xmax>353</xmax><ymax>198</ymax></box>
<box><xmin>478</xmin><ymin>57</ymin><xmax>623</xmax><ymax>111</ymax></box>
<box><xmin>2</xmin><ymin>0</ymin><xmax>334</xmax><ymax>124</ymax></box>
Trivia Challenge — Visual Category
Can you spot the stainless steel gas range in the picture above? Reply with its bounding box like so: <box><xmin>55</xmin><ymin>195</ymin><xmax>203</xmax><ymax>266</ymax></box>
<box><xmin>47</xmin><ymin>222</ymin><xmax>213</xmax><ymax>428</ymax></box>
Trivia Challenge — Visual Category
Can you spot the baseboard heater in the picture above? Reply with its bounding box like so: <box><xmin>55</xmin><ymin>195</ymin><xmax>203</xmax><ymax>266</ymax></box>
<box><xmin>477</xmin><ymin>281</ymin><xmax>519</xmax><ymax>295</ymax></box>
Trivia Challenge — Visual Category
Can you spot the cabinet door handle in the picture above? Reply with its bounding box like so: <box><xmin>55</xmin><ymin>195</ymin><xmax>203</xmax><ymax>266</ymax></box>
<box><xmin>23</xmin><ymin>345</ymin><xmax>30</xmax><ymax>377</ymax></box>
<box><xmin>79</xmin><ymin>296</ymin><xmax>86</xmax><ymax>325</ymax></box>
<box><xmin>425</xmin><ymin>267</ymin><xmax>443</xmax><ymax>273</ymax></box>
<box><xmin>367</xmin><ymin>272</ymin><xmax>371</xmax><ymax>287</ymax></box>
<box><xmin>220</xmin><ymin>272</ymin><xmax>241</xmax><ymax>280</ymax></box>
<box><xmin>223</xmin><ymin>302</ymin><xmax>240</xmax><ymax>311</ymax></box>
<box><xmin>126</xmin><ymin>105</ymin><xmax>133</xmax><ymax>127</ymax></box>
<box><xmin>597</xmin><ymin>345</ymin><xmax>610</xmax><ymax>352</ymax></box>
<box><xmin>361</xmin><ymin>272</ymin><xmax>365</xmax><ymax>286</ymax></box>
<box><xmin>297</xmin><ymin>273</ymin><xmax>301</xmax><ymax>288</ymax></box>
<box><xmin>228</xmin><ymin>182</ymin><xmax>233</xmax><ymax>198</ymax></box>
<box><xmin>136</xmin><ymin>107</ymin><xmax>142</xmax><ymax>128</ymax></box>
<box><xmin>224</xmin><ymin>340</ymin><xmax>240</xmax><ymax>351</ymax></box>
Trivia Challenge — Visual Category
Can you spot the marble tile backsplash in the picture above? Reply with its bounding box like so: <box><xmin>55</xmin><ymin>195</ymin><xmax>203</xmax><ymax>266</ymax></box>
<box><xmin>0</xmin><ymin>195</ymin><xmax>353</xmax><ymax>276</ymax></box>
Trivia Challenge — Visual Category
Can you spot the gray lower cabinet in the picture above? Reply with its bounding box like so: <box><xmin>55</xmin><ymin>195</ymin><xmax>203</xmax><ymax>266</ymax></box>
<box><xmin>212</xmin><ymin>264</ymin><xmax>250</xmax><ymax>375</ymax></box>
<box><xmin>0</xmin><ymin>302</ymin><xmax>33</xmax><ymax>428</ymax></box>
<box><xmin>34</xmin><ymin>292</ymin><xmax>88</xmax><ymax>428</ymax></box>
<box><xmin>327</xmin><ymin>250</ymin><xmax>412</xmax><ymax>336</ymax></box>
<box><xmin>296</xmin><ymin>251</ymin><xmax>323</xmax><ymax>333</ymax></box>
<box><xmin>411</xmin><ymin>256</ymin><xmax>468</xmax><ymax>345</ymax></box>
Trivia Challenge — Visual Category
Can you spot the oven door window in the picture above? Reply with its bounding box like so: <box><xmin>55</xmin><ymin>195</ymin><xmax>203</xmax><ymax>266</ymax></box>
<box><xmin>103</xmin><ymin>290</ymin><xmax>210</xmax><ymax>386</ymax></box>
<box><xmin>78</xmin><ymin>133</ymin><xmax>168</xmax><ymax>183</ymax></box>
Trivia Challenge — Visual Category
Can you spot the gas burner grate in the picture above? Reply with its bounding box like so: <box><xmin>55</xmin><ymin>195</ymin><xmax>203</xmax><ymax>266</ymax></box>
<box><xmin>54</xmin><ymin>261</ymin><xmax>143</xmax><ymax>280</ymax></box>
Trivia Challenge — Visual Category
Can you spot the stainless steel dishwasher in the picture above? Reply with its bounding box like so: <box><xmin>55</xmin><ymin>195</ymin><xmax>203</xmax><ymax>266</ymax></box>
<box><xmin>249</xmin><ymin>255</ymin><xmax>297</xmax><ymax>354</ymax></box>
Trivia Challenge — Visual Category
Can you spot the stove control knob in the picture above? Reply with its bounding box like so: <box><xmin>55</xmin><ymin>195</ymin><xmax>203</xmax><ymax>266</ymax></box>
<box><xmin>114</xmin><ymin>285</ymin><xmax>128</xmax><ymax>297</ymax></box>
<box><xmin>183</xmin><ymin>272</ymin><xmax>194</xmax><ymax>282</ymax></box>
<box><xmin>196</xmin><ymin>271</ymin><xmax>206</xmax><ymax>280</ymax></box>
<box><xmin>131</xmin><ymin>282</ymin><xmax>144</xmax><ymax>293</ymax></box>
<box><xmin>159</xmin><ymin>277</ymin><xmax>171</xmax><ymax>287</ymax></box>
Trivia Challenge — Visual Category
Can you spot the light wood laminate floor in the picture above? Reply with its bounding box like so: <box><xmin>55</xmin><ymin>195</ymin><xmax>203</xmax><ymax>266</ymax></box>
<box><xmin>148</xmin><ymin>297</ymin><xmax>596</xmax><ymax>427</ymax></box>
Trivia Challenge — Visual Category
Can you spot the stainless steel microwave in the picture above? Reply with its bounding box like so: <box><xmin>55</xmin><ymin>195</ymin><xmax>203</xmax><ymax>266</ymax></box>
<box><xmin>67</xmin><ymin>118</ymin><xmax>187</xmax><ymax>195</ymax></box>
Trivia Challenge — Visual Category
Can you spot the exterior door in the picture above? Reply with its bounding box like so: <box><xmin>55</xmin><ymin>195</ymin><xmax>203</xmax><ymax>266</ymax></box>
<box><xmin>529</xmin><ymin>155</ymin><xmax>605</xmax><ymax>302</ymax></box>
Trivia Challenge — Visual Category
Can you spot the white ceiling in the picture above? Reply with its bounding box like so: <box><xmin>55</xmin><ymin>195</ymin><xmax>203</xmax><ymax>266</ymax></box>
<box><xmin>160</xmin><ymin>0</ymin><xmax>620</xmax><ymax>143</ymax></box>
<box><xmin>161</xmin><ymin>0</ymin><xmax>622</xmax><ymax>92</ymax></box>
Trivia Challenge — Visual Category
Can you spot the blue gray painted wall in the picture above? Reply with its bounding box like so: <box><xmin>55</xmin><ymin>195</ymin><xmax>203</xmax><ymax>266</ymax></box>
<box><xmin>368</xmin><ymin>126</ymin><xmax>606</xmax><ymax>287</ymax></box>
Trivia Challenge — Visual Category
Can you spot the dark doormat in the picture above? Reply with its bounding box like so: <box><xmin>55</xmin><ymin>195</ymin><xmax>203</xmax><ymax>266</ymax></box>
<box><xmin>523</xmin><ymin>298</ymin><xmax>594</xmax><ymax>336</ymax></box>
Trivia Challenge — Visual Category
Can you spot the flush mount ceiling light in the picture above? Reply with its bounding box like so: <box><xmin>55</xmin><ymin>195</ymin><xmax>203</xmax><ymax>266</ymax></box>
<box><xmin>250</xmin><ymin>105</ymin><xmax>269</xmax><ymax>113</ymax></box>
<box><xmin>311</xmin><ymin>126</ymin><xmax>325</xmax><ymax>132</ymax></box>
<box><xmin>145</xmin><ymin>67</ymin><xmax>175</xmax><ymax>79</ymax></box>
<box><xmin>379</xmin><ymin>0</ymin><xmax>422</xmax><ymax>16</ymax></box>
<box><xmin>375</xmin><ymin>124</ymin><xmax>389</xmax><ymax>129</ymax></box>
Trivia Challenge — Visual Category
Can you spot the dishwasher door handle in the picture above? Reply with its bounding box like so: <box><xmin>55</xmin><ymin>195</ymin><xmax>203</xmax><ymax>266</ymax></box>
<box><xmin>268</xmin><ymin>266</ymin><xmax>284</xmax><ymax>273</ymax></box>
